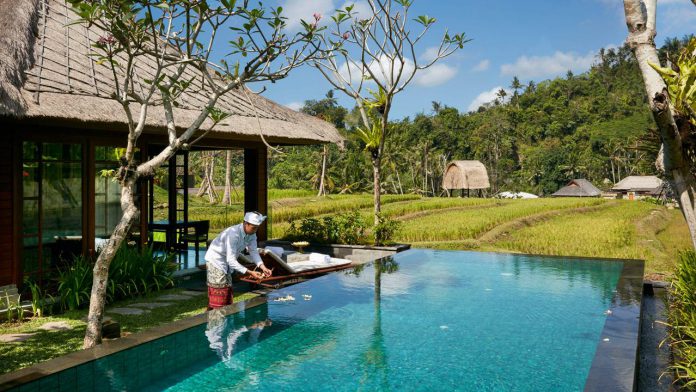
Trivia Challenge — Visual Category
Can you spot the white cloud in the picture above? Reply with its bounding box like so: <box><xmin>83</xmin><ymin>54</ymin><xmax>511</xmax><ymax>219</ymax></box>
<box><xmin>421</xmin><ymin>46</ymin><xmax>441</xmax><ymax>62</ymax></box>
<box><xmin>280</xmin><ymin>0</ymin><xmax>371</xmax><ymax>31</ymax></box>
<box><xmin>339</xmin><ymin>1</ymin><xmax>372</xmax><ymax>20</ymax></box>
<box><xmin>415</xmin><ymin>63</ymin><xmax>457</xmax><ymax>87</ymax></box>
<box><xmin>500</xmin><ymin>50</ymin><xmax>596</xmax><ymax>79</ymax></box>
<box><xmin>336</xmin><ymin>54</ymin><xmax>415</xmax><ymax>87</ymax></box>
<box><xmin>285</xmin><ymin>101</ymin><xmax>303</xmax><ymax>111</ymax></box>
<box><xmin>280</xmin><ymin>0</ymin><xmax>335</xmax><ymax>31</ymax></box>
<box><xmin>467</xmin><ymin>86</ymin><xmax>509</xmax><ymax>112</ymax></box>
<box><xmin>472</xmin><ymin>59</ymin><xmax>490</xmax><ymax>72</ymax></box>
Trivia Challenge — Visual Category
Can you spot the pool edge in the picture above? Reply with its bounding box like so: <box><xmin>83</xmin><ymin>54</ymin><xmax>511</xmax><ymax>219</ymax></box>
<box><xmin>0</xmin><ymin>295</ymin><xmax>268</xmax><ymax>391</ymax></box>
<box><xmin>583</xmin><ymin>259</ymin><xmax>645</xmax><ymax>392</ymax></box>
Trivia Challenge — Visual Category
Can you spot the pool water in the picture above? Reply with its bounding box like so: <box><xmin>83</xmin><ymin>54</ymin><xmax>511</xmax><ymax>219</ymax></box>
<box><xmin>146</xmin><ymin>249</ymin><xmax>624</xmax><ymax>391</ymax></box>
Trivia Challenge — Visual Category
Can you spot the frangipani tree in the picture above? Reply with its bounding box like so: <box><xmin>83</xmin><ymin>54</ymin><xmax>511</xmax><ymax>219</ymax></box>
<box><xmin>623</xmin><ymin>0</ymin><xmax>696</xmax><ymax>249</ymax></box>
<box><xmin>312</xmin><ymin>0</ymin><xmax>468</xmax><ymax>243</ymax></box>
<box><xmin>68</xmin><ymin>0</ymin><xmax>327</xmax><ymax>348</ymax></box>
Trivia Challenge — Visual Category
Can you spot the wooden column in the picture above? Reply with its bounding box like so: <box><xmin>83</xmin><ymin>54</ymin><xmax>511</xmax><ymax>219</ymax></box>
<box><xmin>167</xmin><ymin>155</ymin><xmax>177</xmax><ymax>250</ymax></box>
<box><xmin>0</xmin><ymin>132</ymin><xmax>16</xmax><ymax>286</ymax></box>
<box><xmin>244</xmin><ymin>145</ymin><xmax>268</xmax><ymax>241</ymax></box>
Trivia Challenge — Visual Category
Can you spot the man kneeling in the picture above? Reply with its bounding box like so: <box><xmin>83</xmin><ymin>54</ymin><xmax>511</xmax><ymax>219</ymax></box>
<box><xmin>204</xmin><ymin>211</ymin><xmax>272</xmax><ymax>310</ymax></box>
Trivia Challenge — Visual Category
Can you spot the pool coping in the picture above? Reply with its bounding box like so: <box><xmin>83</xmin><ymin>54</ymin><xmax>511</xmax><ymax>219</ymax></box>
<box><xmin>0</xmin><ymin>250</ymin><xmax>645</xmax><ymax>391</ymax></box>
<box><xmin>583</xmin><ymin>257</ymin><xmax>645</xmax><ymax>392</ymax></box>
<box><xmin>0</xmin><ymin>295</ymin><xmax>269</xmax><ymax>391</ymax></box>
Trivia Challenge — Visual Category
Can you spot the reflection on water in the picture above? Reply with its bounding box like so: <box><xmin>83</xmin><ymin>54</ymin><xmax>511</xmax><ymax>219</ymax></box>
<box><xmin>205</xmin><ymin>308</ymin><xmax>273</xmax><ymax>365</ymax></box>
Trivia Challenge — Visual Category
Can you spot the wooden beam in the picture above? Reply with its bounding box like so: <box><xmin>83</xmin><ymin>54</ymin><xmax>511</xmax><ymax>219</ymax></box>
<box><xmin>244</xmin><ymin>145</ymin><xmax>268</xmax><ymax>241</ymax></box>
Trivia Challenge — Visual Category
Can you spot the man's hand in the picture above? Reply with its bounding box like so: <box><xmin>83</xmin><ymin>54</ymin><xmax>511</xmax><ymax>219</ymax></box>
<box><xmin>246</xmin><ymin>270</ymin><xmax>263</xmax><ymax>280</ymax></box>
<box><xmin>259</xmin><ymin>264</ymin><xmax>272</xmax><ymax>278</ymax></box>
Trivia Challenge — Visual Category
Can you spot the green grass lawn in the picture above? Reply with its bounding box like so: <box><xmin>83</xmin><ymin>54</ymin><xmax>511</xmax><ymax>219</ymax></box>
<box><xmin>0</xmin><ymin>287</ymin><xmax>258</xmax><ymax>376</ymax></box>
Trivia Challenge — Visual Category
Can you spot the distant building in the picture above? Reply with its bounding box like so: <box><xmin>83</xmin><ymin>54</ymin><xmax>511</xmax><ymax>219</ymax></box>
<box><xmin>497</xmin><ymin>191</ymin><xmax>539</xmax><ymax>199</ymax></box>
<box><xmin>442</xmin><ymin>160</ymin><xmax>490</xmax><ymax>196</ymax></box>
<box><xmin>551</xmin><ymin>179</ymin><xmax>602</xmax><ymax>197</ymax></box>
<box><xmin>611</xmin><ymin>176</ymin><xmax>665</xmax><ymax>200</ymax></box>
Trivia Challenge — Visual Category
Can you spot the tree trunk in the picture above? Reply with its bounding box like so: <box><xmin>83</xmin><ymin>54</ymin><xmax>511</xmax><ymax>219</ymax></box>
<box><xmin>624</xmin><ymin>0</ymin><xmax>696</xmax><ymax>249</ymax></box>
<box><xmin>372</xmin><ymin>154</ymin><xmax>382</xmax><ymax>227</ymax></box>
<box><xmin>317</xmin><ymin>145</ymin><xmax>327</xmax><ymax>197</ymax></box>
<box><xmin>84</xmin><ymin>179</ymin><xmax>139</xmax><ymax>348</ymax></box>
<box><xmin>395</xmin><ymin>167</ymin><xmax>404</xmax><ymax>194</ymax></box>
<box><xmin>222</xmin><ymin>150</ymin><xmax>232</xmax><ymax>205</ymax></box>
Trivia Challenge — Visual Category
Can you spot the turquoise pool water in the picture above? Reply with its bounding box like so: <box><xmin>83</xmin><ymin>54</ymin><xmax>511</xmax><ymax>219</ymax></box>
<box><xmin>6</xmin><ymin>249</ymin><xmax>630</xmax><ymax>391</ymax></box>
<box><xmin>148</xmin><ymin>249</ymin><xmax>623</xmax><ymax>391</ymax></box>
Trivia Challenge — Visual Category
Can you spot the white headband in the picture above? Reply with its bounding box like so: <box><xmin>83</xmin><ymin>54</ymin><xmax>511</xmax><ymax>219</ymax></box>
<box><xmin>243</xmin><ymin>211</ymin><xmax>266</xmax><ymax>226</ymax></box>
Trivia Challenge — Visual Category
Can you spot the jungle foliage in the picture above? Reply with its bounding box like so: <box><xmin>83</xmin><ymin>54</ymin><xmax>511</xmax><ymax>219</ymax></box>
<box><xmin>263</xmin><ymin>39</ymin><xmax>692</xmax><ymax>197</ymax></box>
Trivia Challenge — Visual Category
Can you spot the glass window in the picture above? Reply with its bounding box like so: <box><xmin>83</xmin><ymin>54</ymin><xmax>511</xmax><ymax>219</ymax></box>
<box><xmin>21</xmin><ymin>142</ymin><xmax>83</xmax><ymax>283</ymax></box>
<box><xmin>23</xmin><ymin>141</ymin><xmax>37</xmax><ymax>161</ymax></box>
<box><xmin>95</xmin><ymin>146</ymin><xmax>128</xmax><ymax>245</ymax></box>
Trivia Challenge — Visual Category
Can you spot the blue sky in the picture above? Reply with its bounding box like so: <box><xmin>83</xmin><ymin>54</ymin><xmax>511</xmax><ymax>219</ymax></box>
<box><xmin>248</xmin><ymin>0</ymin><xmax>696</xmax><ymax>119</ymax></box>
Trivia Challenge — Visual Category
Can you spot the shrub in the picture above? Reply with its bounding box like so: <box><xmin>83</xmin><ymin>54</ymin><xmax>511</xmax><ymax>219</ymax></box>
<box><xmin>373</xmin><ymin>214</ymin><xmax>401</xmax><ymax>245</ymax></box>
<box><xmin>57</xmin><ymin>255</ymin><xmax>93</xmax><ymax>311</ymax></box>
<box><xmin>284</xmin><ymin>211</ymin><xmax>368</xmax><ymax>244</ymax></box>
<box><xmin>668</xmin><ymin>250</ymin><xmax>696</xmax><ymax>390</ymax></box>
<box><xmin>24</xmin><ymin>277</ymin><xmax>55</xmax><ymax>318</ymax></box>
<box><xmin>108</xmin><ymin>245</ymin><xmax>176</xmax><ymax>301</ymax></box>
<box><xmin>57</xmin><ymin>245</ymin><xmax>176</xmax><ymax>311</ymax></box>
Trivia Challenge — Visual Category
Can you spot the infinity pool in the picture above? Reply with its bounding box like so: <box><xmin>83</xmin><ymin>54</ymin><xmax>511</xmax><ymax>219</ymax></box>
<box><xmin>4</xmin><ymin>249</ymin><xmax>643</xmax><ymax>391</ymax></box>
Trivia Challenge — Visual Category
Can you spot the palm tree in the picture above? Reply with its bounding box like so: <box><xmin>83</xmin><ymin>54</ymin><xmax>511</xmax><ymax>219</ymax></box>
<box><xmin>510</xmin><ymin>76</ymin><xmax>522</xmax><ymax>109</ymax></box>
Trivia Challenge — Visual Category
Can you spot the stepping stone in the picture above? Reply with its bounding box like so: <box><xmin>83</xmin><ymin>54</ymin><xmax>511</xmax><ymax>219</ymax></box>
<box><xmin>80</xmin><ymin>315</ymin><xmax>113</xmax><ymax>323</ymax></box>
<box><xmin>180</xmin><ymin>290</ymin><xmax>205</xmax><ymax>296</ymax></box>
<box><xmin>0</xmin><ymin>333</ymin><xmax>36</xmax><ymax>343</ymax></box>
<box><xmin>155</xmin><ymin>294</ymin><xmax>190</xmax><ymax>301</ymax></box>
<box><xmin>39</xmin><ymin>321</ymin><xmax>72</xmax><ymax>331</ymax></box>
<box><xmin>127</xmin><ymin>302</ymin><xmax>172</xmax><ymax>309</ymax></box>
<box><xmin>107</xmin><ymin>307</ymin><xmax>150</xmax><ymax>315</ymax></box>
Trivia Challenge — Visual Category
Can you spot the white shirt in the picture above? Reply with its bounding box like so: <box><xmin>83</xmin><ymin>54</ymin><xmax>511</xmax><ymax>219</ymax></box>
<box><xmin>204</xmin><ymin>223</ymin><xmax>263</xmax><ymax>274</ymax></box>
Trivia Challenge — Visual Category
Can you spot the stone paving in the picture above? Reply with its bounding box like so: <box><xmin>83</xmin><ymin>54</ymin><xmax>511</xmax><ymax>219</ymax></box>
<box><xmin>180</xmin><ymin>290</ymin><xmax>205</xmax><ymax>296</ymax></box>
<box><xmin>107</xmin><ymin>307</ymin><xmax>150</xmax><ymax>316</ymax></box>
<box><xmin>155</xmin><ymin>294</ymin><xmax>192</xmax><ymax>301</ymax></box>
<box><xmin>38</xmin><ymin>321</ymin><xmax>72</xmax><ymax>331</ymax></box>
<box><xmin>127</xmin><ymin>302</ymin><xmax>173</xmax><ymax>309</ymax></box>
<box><xmin>0</xmin><ymin>333</ymin><xmax>36</xmax><ymax>343</ymax></box>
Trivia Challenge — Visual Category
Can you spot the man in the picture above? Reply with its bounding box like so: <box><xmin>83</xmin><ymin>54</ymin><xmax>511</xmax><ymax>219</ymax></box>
<box><xmin>204</xmin><ymin>211</ymin><xmax>272</xmax><ymax>310</ymax></box>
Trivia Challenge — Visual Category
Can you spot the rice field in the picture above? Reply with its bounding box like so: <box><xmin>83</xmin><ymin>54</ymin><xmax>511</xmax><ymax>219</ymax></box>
<box><xmin>396</xmin><ymin>198</ymin><xmax>605</xmax><ymax>242</ymax></box>
<box><xmin>178</xmin><ymin>190</ymin><xmax>690</xmax><ymax>276</ymax></box>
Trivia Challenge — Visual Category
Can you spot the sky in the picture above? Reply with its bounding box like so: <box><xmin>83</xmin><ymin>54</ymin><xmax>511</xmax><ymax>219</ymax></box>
<box><xmin>243</xmin><ymin>0</ymin><xmax>696</xmax><ymax>120</ymax></box>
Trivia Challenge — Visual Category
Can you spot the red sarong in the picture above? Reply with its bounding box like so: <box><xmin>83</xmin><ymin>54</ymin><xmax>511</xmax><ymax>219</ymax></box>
<box><xmin>208</xmin><ymin>286</ymin><xmax>233</xmax><ymax>310</ymax></box>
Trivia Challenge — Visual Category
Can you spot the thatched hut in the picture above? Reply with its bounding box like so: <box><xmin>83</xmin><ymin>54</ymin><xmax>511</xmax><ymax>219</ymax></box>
<box><xmin>442</xmin><ymin>160</ymin><xmax>490</xmax><ymax>196</ymax></box>
<box><xmin>0</xmin><ymin>0</ymin><xmax>341</xmax><ymax>287</ymax></box>
<box><xmin>611</xmin><ymin>176</ymin><xmax>665</xmax><ymax>200</ymax></box>
<box><xmin>551</xmin><ymin>179</ymin><xmax>601</xmax><ymax>197</ymax></box>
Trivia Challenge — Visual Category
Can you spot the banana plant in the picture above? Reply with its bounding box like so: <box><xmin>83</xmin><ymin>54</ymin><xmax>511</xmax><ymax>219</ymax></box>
<box><xmin>649</xmin><ymin>37</ymin><xmax>696</xmax><ymax>124</ymax></box>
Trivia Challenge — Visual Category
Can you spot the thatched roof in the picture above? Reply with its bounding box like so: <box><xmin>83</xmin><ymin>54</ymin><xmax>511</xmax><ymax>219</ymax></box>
<box><xmin>551</xmin><ymin>179</ymin><xmax>601</xmax><ymax>197</ymax></box>
<box><xmin>442</xmin><ymin>160</ymin><xmax>490</xmax><ymax>190</ymax></box>
<box><xmin>611</xmin><ymin>176</ymin><xmax>664</xmax><ymax>194</ymax></box>
<box><xmin>0</xmin><ymin>0</ymin><xmax>342</xmax><ymax>145</ymax></box>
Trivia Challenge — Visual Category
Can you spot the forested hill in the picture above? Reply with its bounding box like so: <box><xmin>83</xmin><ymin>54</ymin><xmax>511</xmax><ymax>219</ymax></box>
<box><xmin>269</xmin><ymin>39</ymin><xmax>689</xmax><ymax>196</ymax></box>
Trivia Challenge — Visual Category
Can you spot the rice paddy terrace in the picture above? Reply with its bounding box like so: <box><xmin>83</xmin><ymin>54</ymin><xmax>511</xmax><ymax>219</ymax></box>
<box><xmin>180</xmin><ymin>191</ymin><xmax>691</xmax><ymax>277</ymax></box>
<box><xmin>262</xmin><ymin>195</ymin><xmax>690</xmax><ymax>275</ymax></box>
